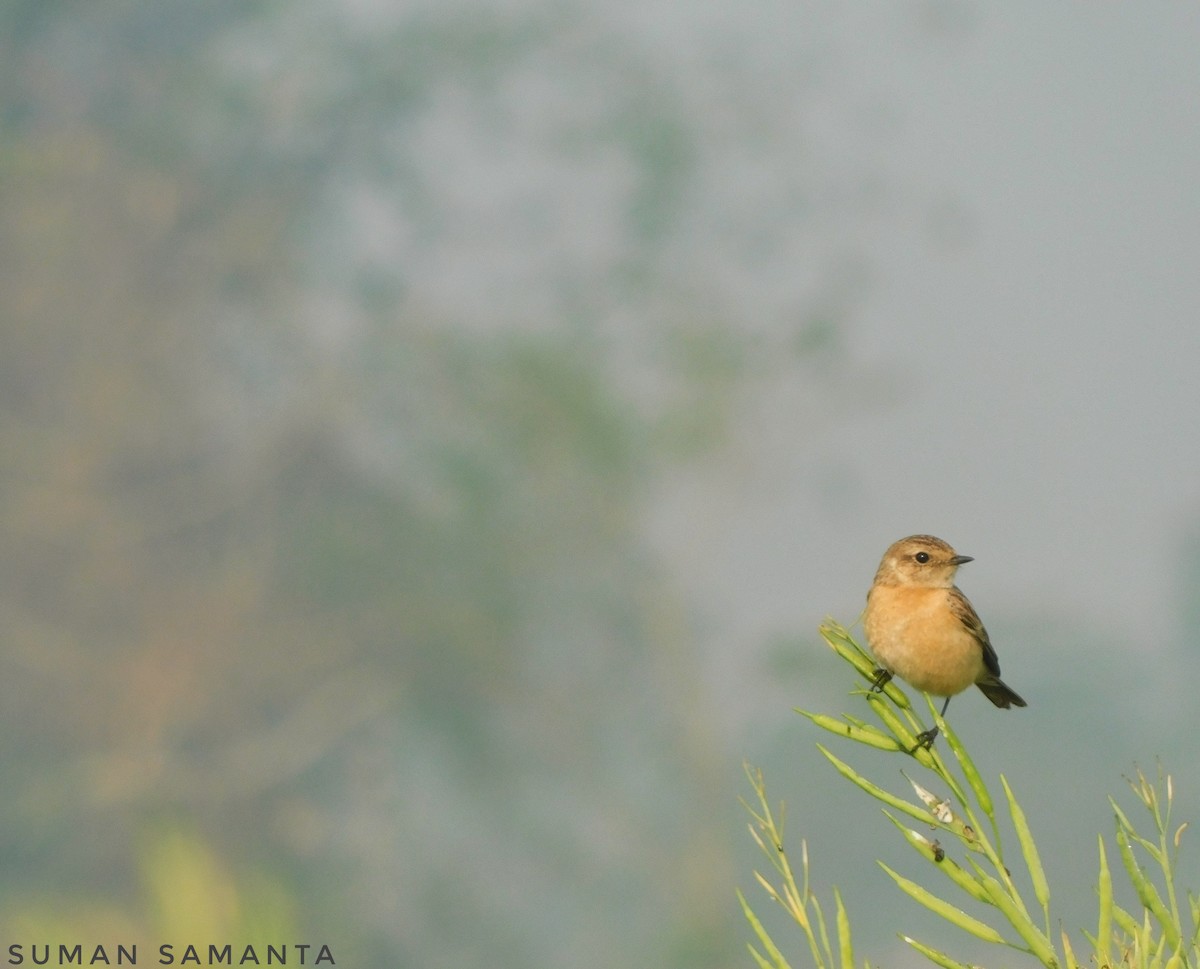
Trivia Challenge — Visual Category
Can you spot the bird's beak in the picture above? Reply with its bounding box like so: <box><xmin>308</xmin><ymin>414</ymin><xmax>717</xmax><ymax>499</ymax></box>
<box><xmin>950</xmin><ymin>554</ymin><xmax>973</xmax><ymax>566</ymax></box>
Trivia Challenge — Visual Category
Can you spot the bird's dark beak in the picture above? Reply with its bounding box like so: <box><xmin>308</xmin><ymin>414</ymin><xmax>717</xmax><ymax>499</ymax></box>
<box><xmin>950</xmin><ymin>554</ymin><xmax>973</xmax><ymax>566</ymax></box>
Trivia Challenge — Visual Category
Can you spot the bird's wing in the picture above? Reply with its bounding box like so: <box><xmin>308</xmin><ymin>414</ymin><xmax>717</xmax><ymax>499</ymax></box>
<box><xmin>948</xmin><ymin>586</ymin><xmax>1001</xmax><ymax>677</ymax></box>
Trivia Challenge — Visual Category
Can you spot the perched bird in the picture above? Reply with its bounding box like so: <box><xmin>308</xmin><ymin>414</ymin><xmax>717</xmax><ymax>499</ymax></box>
<box><xmin>863</xmin><ymin>534</ymin><xmax>1025</xmax><ymax>747</ymax></box>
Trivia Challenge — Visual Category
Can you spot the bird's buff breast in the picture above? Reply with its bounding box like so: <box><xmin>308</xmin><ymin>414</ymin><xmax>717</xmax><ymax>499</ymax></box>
<box><xmin>863</xmin><ymin>586</ymin><xmax>983</xmax><ymax>697</ymax></box>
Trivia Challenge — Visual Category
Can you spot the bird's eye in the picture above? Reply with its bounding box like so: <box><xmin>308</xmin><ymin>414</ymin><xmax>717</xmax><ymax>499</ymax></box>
<box><xmin>914</xmin><ymin>551</ymin><xmax>930</xmax><ymax>564</ymax></box>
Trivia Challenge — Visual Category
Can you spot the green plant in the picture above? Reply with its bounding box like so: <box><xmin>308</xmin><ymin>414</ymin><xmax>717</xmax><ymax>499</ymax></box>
<box><xmin>740</xmin><ymin>620</ymin><xmax>1199</xmax><ymax>969</ymax></box>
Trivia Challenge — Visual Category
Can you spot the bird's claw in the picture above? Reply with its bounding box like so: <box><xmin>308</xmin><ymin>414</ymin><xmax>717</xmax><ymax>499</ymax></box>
<box><xmin>909</xmin><ymin>726</ymin><xmax>940</xmax><ymax>752</ymax></box>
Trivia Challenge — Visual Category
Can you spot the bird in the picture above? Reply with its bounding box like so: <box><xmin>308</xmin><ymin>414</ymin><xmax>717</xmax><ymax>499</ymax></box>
<box><xmin>862</xmin><ymin>534</ymin><xmax>1025</xmax><ymax>748</ymax></box>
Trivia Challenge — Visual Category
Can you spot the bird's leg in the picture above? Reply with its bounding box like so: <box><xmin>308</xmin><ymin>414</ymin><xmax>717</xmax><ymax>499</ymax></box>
<box><xmin>869</xmin><ymin>668</ymin><xmax>893</xmax><ymax>692</ymax></box>
<box><xmin>910</xmin><ymin>696</ymin><xmax>952</xmax><ymax>752</ymax></box>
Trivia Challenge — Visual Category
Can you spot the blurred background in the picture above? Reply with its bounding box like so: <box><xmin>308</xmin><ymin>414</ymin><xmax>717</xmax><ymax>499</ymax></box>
<box><xmin>3</xmin><ymin>1</ymin><xmax>1200</xmax><ymax>966</ymax></box>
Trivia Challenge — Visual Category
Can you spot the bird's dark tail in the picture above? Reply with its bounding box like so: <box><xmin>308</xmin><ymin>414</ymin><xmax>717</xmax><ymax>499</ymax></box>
<box><xmin>976</xmin><ymin>676</ymin><xmax>1027</xmax><ymax>709</ymax></box>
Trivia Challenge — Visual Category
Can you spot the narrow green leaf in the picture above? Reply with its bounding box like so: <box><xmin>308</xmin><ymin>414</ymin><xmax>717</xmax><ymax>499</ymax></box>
<box><xmin>1116</xmin><ymin>824</ymin><xmax>1180</xmax><ymax>949</ymax></box>
<box><xmin>878</xmin><ymin>862</ymin><xmax>1008</xmax><ymax>945</ymax></box>
<box><xmin>885</xmin><ymin>810</ymin><xmax>944</xmax><ymax>859</ymax></box>
<box><xmin>738</xmin><ymin>888</ymin><xmax>794</xmax><ymax>969</ymax></box>
<box><xmin>753</xmin><ymin>870</ymin><xmax>786</xmax><ymax>914</ymax></box>
<box><xmin>1111</xmin><ymin>900</ymin><xmax>1141</xmax><ymax>939</ymax></box>
<box><xmin>746</xmin><ymin>946</ymin><xmax>774</xmax><ymax>969</ymax></box>
<box><xmin>797</xmin><ymin>709</ymin><xmax>904</xmax><ymax>752</ymax></box>
<box><xmin>1111</xmin><ymin>799</ymin><xmax>1161</xmax><ymax>859</ymax></box>
<box><xmin>1146</xmin><ymin>909</ymin><xmax>1163</xmax><ymax>969</ymax></box>
<box><xmin>834</xmin><ymin>887</ymin><xmax>853</xmax><ymax>969</ymax></box>
<box><xmin>819</xmin><ymin>621</ymin><xmax>881</xmax><ymax>680</ymax></box>
<box><xmin>973</xmin><ymin>866</ymin><xmax>1059</xmax><ymax>966</ymax></box>
<box><xmin>883</xmin><ymin>812</ymin><xmax>992</xmax><ymax>904</ymax></box>
<box><xmin>902</xmin><ymin>935</ymin><xmax>976</xmax><ymax>969</ymax></box>
<box><xmin>864</xmin><ymin>691</ymin><xmax>922</xmax><ymax>751</ymax></box>
<box><xmin>935</xmin><ymin>701</ymin><xmax>994</xmax><ymax>819</ymax></box>
<box><xmin>1096</xmin><ymin>835</ymin><xmax>1113</xmax><ymax>968</ymax></box>
<box><xmin>868</xmin><ymin>695</ymin><xmax>968</xmax><ymax>800</ymax></box>
<box><xmin>816</xmin><ymin>745</ymin><xmax>939</xmax><ymax>826</ymax></box>
<box><xmin>813</xmin><ymin>892</ymin><xmax>834</xmax><ymax>969</ymax></box>
<box><xmin>1112</xmin><ymin>799</ymin><xmax>1137</xmax><ymax>834</ymax></box>
<box><xmin>922</xmin><ymin>744</ymin><xmax>971</xmax><ymax>807</ymax></box>
<box><xmin>1002</xmin><ymin>775</ymin><xmax>1050</xmax><ymax>915</ymax></box>
<box><xmin>1059</xmin><ymin>927</ymin><xmax>1079</xmax><ymax>969</ymax></box>
<box><xmin>1151</xmin><ymin>928</ymin><xmax>1168</xmax><ymax>969</ymax></box>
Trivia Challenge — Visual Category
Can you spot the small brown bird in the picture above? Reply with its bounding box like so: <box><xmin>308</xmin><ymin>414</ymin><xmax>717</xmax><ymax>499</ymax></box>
<box><xmin>863</xmin><ymin>535</ymin><xmax>1025</xmax><ymax>747</ymax></box>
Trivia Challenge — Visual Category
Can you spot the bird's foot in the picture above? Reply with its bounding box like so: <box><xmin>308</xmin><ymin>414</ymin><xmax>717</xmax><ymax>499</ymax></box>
<box><xmin>909</xmin><ymin>726</ymin><xmax>940</xmax><ymax>752</ymax></box>
<box><xmin>869</xmin><ymin>668</ymin><xmax>893</xmax><ymax>693</ymax></box>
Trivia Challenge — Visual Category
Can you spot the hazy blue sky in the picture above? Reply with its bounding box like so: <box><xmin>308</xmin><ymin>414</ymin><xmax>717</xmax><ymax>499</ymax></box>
<box><xmin>645</xmin><ymin>2</ymin><xmax>1200</xmax><ymax>680</ymax></box>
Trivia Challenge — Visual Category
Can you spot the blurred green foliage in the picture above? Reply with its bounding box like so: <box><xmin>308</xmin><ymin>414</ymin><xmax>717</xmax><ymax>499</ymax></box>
<box><xmin>8</xmin><ymin>826</ymin><xmax>296</xmax><ymax>961</ymax></box>
<box><xmin>0</xmin><ymin>2</ymin><xmax>856</xmax><ymax>967</ymax></box>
